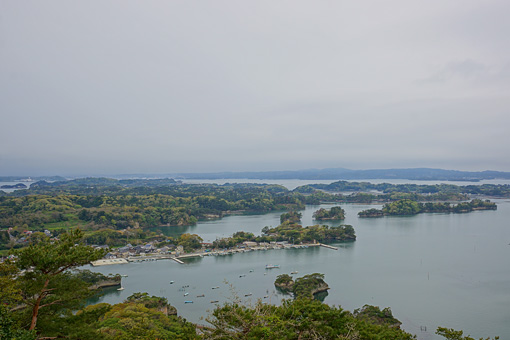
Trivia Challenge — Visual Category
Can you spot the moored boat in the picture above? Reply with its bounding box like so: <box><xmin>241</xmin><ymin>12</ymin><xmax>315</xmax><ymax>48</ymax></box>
<box><xmin>265</xmin><ymin>264</ymin><xmax>280</xmax><ymax>269</ymax></box>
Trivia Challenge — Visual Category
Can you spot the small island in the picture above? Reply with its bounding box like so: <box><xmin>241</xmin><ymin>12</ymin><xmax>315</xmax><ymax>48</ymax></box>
<box><xmin>264</xmin><ymin>213</ymin><xmax>356</xmax><ymax>243</ymax></box>
<box><xmin>358</xmin><ymin>199</ymin><xmax>497</xmax><ymax>217</ymax></box>
<box><xmin>353</xmin><ymin>305</ymin><xmax>403</xmax><ymax>329</ymax></box>
<box><xmin>212</xmin><ymin>212</ymin><xmax>356</xmax><ymax>248</ymax></box>
<box><xmin>0</xmin><ymin>183</ymin><xmax>27</xmax><ymax>189</ymax></box>
<box><xmin>313</xmin><ymin>206</ymin><xmax>345</xmax><ymax>220</ymax></box>
<box><xmin>275</xmin><ymin>273</ymin><xmax>329</xmax><ymax>299</ymax></box>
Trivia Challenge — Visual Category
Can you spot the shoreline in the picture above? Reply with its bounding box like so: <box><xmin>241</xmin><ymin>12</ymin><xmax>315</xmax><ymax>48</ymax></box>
<box><xmin>90</xmin><ymin>242</ymin><xmax>338</xmax><ymax>266</ymax></box>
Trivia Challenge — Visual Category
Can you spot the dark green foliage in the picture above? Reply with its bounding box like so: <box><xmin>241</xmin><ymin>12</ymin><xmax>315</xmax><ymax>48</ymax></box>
<box><xmin>275</xmin><ymin>274</ymin><xmax>293</xmax><ymax>285</ymax></box>
<box><xmin>0</xmin><ymin>306</ymin><xmax>36</xmax><ymax>340</ymax></box>
<box><xmin>436</xmin><ymin>327</ymin><xmax>499</xmax><ymax>340</ymax></box>
<box><xmin>262</xmin><ymin>223</ymin><xmax>355</xmax><ymax>244</ymax></box>
<box><xmin>354</xmin><ymin>305</ymin><xmax>401</xmax><ymax>326</ymax></box>
<box><xmin>177</xmin><ymin>233</ymin><xmax>203</xmax><ymax>252</ymax></box>
<box><xmin>94</xmin><ymin>299</ymin><xmax>197</xmax><ymax>339</ymax></box>
<box><xmin>302</xmin><ymin>180</ymin><xmax>510</xmax><ymax>198</ymax></box>
<box><xmin>0</xmin><ymin>183</ymin><xmax>306</xmax><ymax>231</ymax></box>
<box><xmin>10</xmin><ymin>229</ymin><xmax>106</xmax><ymax>331</ymax></box>
<box><xmin>204</xmin><ymin>298</ymin><xmax>415</xmax><ymax>339</ymax></box>
<box><xmin>359</xmin><ymin>199</ymin><xmax>497</xmax><ymax>218</ymax></box>
<box><xmin>280</xmin><ymin>211</ymin><xmax>302</xmax><ymax>224</ymax></box>
<box><xmin>274</xmin><ymin>274</ymin><xmax>294</xmax><ymax>293</ymax></box>
<box><xmin>313</xmin><ymin>206</ymin><xmax>345</xmax><ymax>220</ymax></box>
<box><xmin>125</xmin><ymin>292</ymin><xmax>173</xmax><ymax>311</ymax></box>
<box><xmin>292</xmin><ymin>273</ymin><xmax>328</xmax><ymax>299</ymax></box>
<box><xmin>357</xmin><ymin>208</ymin><xmax>385</xmax><ymax>218</ymax></box>
<box><xmin>382</xmin><ymin>199</ymin><xmax>422</xmax><ymax>215</ymax></box>
<box><xmin>73</xmin><ymin>269</ymin><xmax>121</xmax><ymax>285</ymax></box>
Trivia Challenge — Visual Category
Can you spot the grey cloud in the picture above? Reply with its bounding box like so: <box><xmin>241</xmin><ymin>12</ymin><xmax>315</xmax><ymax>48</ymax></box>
<box><xmin>1</xmin><ymin>0</ymin><xmax>509</xmax><ymax>175</ymax></box>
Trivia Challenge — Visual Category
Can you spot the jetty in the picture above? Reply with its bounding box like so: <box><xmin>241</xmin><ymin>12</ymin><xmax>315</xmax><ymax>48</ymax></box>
<box><xmin>319</xmin><ymin>243</ymin><xmax>338</xmax><ymax>250</ymax></box>
<box><xmin>91</xmin><ymin>258</ymin><xmax>129</xmax><ymax>266</ymax></box>
<box><xmin>172</xmin><ymin>257</ymin><xmax>185</xmax><ymax>264</ymax></box>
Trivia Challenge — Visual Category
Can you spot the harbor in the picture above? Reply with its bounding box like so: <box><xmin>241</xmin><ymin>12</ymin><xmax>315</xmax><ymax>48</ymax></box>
<box><xmin>91</xmin><ymin>242</ymin><xmax>325</xmax><ymax>266</ymax></box>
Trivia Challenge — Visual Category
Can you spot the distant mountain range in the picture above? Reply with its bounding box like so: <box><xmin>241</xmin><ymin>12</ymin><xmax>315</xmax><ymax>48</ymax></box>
<box><xmin>116</xmin><ymin>168</ymin><xmax>510</xmax><ymax>181</ymax></box>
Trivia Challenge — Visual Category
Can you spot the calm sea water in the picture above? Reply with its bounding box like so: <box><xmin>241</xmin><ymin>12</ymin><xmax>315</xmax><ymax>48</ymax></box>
<box><xmin>88</xmin><ymin>197</ymin><xmax>510</xmax><ymax>340</ymax></box>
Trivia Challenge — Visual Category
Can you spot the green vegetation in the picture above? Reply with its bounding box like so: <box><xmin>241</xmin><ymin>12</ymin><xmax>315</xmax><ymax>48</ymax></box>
<box><xmin>292</xmin><ymin>273</ymin><xmax>328</xmax><ymax>299</ymax></box>
<box><xmin>358</xmin><ymin>199</ymin><xmax>497</xmax><ymax>217</ymax></box>
<box><xmin>0</xmin><ymin>228</ymin><xmax>498</xmax><ymax>339</ymax></box>
<box><xmin>302</xmin><ymin>180</ymin><xmax>510</xmax><ymax>198</ymax></box>
<box><xmin>274</xmin><ymin>274</ymin><xmax>294</xmax><ymax>290</ymax></box>
<box><xmin>212</xmin><ymin>211</ymin><xmax>355</xmax><ymax>248</ymax></box>
<box><xmin>204</xmin><ymin>298</ymin><xmax>415</xmax><ymax>339</ymax></box>
<box><xmin>277</xmin><ymin>273</ymin><xmax>329</xmax><ymax>299</ymax></box>
<box><xmin>5</xmin><ymin>229</ymin><xmax>106</xmax><ymax>331</ymax></box>
<box><xmin>264</xmin><ymin>215</ymin><xmax>356</xmax><ymax>244</ymax></box>
<box><xmin>436</xmin><ymin>327</ymin><xmax>499</xmax><ymax>340</ymax></box>
<box><xmin>91</xmin><ymin>293</ymin><xmax>196</xmax><ymax>339</ymax></box>
<box><xmin>73</xmin><ymin>269</ymin><xmax>121</xmax><ymax>288</ymax></box>
<box><xmin>212</xmin><ymin>231</ymin><xmax>256</xmax><ymax>249</ymax></box>
<box><xmin>353</xmin><ymin>305</ymin><xmax>402</xmax><ymax>327</ymax></box>
<box><xmin>280</xmin><ymin>211</ymin><xmax>302</xmax><ymax>224</ymax></box>
<box><xmin>313</xmin><ymin>206</ymin><xmax>345</xmax><ymax>220</ymax></box>
<box><xmin>0</xmin><ymin>182</ymin><xmax>305</xmax><ymax>235</ymax></box>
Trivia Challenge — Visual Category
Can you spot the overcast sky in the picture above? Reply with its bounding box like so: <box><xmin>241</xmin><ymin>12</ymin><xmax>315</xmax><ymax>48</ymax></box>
<box><xmin>1</xmin><ymin>1</ymin><xmax>509</xmax><ymax>176</ymax></box>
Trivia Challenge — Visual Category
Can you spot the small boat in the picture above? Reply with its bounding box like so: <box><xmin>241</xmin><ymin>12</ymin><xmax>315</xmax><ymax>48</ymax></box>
<box><xmin>249</xmin><ymin>270</ymin><xmax>254</xmax><ymax>272</ymax></box>
<box><xmin>211</xmin><ymin>300</ymin><xmax>219</xmax><ymax>303</ymax></box>
<box><xmin>184</xmin><ymin>292</ymin><xmax>189</xmax><ymax>296</ymax></box>
<box><xmin>184</xmin><ymin>301</ymin><xmax>193</xmax><ymax>304</ymax></box>
<box><xmin>120</xmin><ymin>274</ymin><xmax>128</xmax><ymax>277</ymax></box>
<box><xmin>117</xmin><ymin>287</ymin><xmax>124</xmax><ymax>291</ymax></box>
<box><xmin>291</xmin><ymin>271</ymin><xmax>298</xmax><ymax>274</ymax></box>
<box><xmin>265</xmin><ymin>264</ymin><xmax>280</xmax><ymax>269</ymax></box>
<box><xmin>263</xmin><ymin>295</ymin><xmax>269</xmax><ymax>298</ymax></box>
<box><xmin>245</xmin><ymin>293</ymin><xmax>252</xmax><ymax>297</ymax></box>
<box><xmin>197</xmin><ymin>294</ymin><xmax>205</xmax><ymax>298</ymax></box>
<box><xmin>239</xmin><ymin>274</ymin><xmax>246</xmax><ymax>278</ymax></box>
<box><xmin>169</xmin><ymin>281</ymin><xmax>175</xmax><ymax>284</ymax></box>
<box><xmin>212</xmin><ymin>286</ymin><xmax>220</xmax><ymax>289</ymax></box>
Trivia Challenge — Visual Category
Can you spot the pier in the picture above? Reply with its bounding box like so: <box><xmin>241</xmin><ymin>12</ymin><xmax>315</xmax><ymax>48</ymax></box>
<box><xmin>91</xmin><ymin>258</ymin><xmax>129</xmax><ymax>266</ymax></box>
<box><xmin>319</xmin><ymin>243</ymin><xmax>338</xmax><ymax>250</ymax></box>
<box><xmin>172</xmin><ymin>257</ymin><xmax>185</xmax><ymax>264</ymax></box>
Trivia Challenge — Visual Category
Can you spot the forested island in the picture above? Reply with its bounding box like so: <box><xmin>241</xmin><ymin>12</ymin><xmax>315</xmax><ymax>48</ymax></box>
<box><xmin>298</xmin><ymin>180</ymin><xmax>510</xmax><ymax>197</ymax></box>
<box><xmin>274</xmin><ymin>273</ymin><xmax>330</xmax><ymax>299</ymax></box>
<box><xmin>210</xmin><ymin>211</ymin><xmax>355</xmax><ymax>249</ymax></box>
<box><xmin>358</xmin><ymin>199</ymin><xmax>497</xmax><ymax>217</ymax></box>
<box><xmin>313</xmin><ymin>206</ymin><xmax>345</xmax><ymax>220</ymax></box>
<box><xmin>0</xmin><ymin>183</ymin><xmax>27</xmax><ymax>189</ymax></box>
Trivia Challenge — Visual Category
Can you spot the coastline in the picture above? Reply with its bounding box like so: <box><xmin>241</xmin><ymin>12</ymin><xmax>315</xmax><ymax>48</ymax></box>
<box><xmin>90</xmin><ymin>242</ymin><xmax>330</xmax><ymax>266</ymax></box>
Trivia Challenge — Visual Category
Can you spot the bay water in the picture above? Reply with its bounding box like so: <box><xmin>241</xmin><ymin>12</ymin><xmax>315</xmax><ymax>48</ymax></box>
<box><xmin>88</xmin><ymin>197</ymin><xmax>510</xmax><ymax>339</ymax></box>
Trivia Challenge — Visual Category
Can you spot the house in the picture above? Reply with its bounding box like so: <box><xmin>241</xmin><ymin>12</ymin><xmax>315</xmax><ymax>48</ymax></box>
<box><xmin>157</xmin><ymin>246</ymin><xmax>172</xmax><ymax>253</ymax></box>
